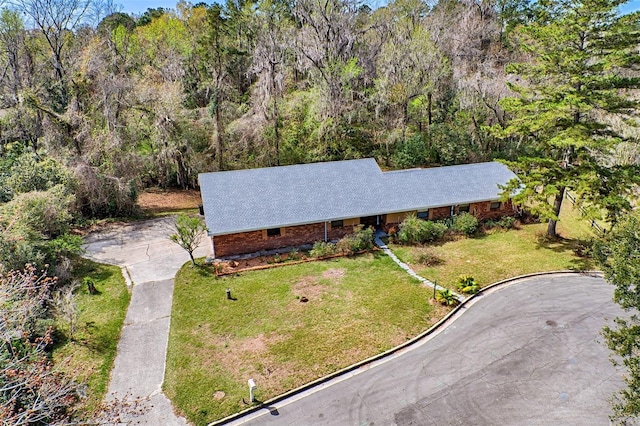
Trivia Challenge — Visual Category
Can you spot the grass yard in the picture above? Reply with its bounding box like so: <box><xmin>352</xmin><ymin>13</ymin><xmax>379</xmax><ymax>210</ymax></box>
<box><xmin>390</xmin><ymin>203</ymin><xmax>597</xmax><ymax>291</ymax></box>
<box><xmin>53</xmin><ymin>259</ymin><xmax>130</xmax><ymax>416</ymax></box>
<box><xmin>165</xmin><ymin>253</ymin><xmax>448</xmax><ymax>425</ymax></box>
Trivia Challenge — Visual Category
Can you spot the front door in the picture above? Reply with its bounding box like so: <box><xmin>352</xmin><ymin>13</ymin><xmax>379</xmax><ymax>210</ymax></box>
<box><xmin>360</xmin><ymin>215</ymin><xmax>379</xmax><ymax>229</ymax></box>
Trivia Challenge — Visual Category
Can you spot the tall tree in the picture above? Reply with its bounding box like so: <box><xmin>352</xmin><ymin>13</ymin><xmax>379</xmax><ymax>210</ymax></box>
<box><xmin>497</xmin><ymin>0</ymin><xmax>640</xmax><ymax>237</ymax></box>
<box><xmin>12</xmin><ymin>0</ymin><xmax>92</xmax><ymax>90</ymax></box>
<box><xmin>250</xmin><ymin>0</ymin><xmax>294</xmax><ymax>165</ymax></box>
<box><xmin>294</xmin><ymin>0</ymin><xmax>363</xmax><ymax>120</ymax></box>
<box><xmin>374</xmin><ymin>0</ymin><xmax>449</xmax><ymax>141</ymax></box>
<box><xmin>593</xmin><ymin>212</ymin><xmax>640</xmax><ymax>423</ymax></box>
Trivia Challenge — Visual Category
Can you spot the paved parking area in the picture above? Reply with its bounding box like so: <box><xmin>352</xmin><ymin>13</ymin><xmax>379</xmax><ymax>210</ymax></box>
<box><xmin>232</xmin><ymin>274</ymin><xmax>626</xmax><ymax>426</ymax></box>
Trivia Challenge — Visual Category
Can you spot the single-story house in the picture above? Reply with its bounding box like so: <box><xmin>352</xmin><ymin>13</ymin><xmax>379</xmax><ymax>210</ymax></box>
<box><xmin>199</xmin><ymin>159</ymin><xmax>517</xmax><ymax>258</ymax></box>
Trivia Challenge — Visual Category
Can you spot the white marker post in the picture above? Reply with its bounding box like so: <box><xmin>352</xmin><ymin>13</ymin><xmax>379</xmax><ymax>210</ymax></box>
<box><xmin>248</xmin><ymin>378</ymin><xmax>256</xmax><ymax>403</ymax></box>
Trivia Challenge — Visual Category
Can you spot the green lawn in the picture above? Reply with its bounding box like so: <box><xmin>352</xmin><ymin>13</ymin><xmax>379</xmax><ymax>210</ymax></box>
<box><xmin>165</xmin><ymin>253</ymin><xmax>446</xmax><ymax>425</ymax></box>
<box><xmin>165</xmin><ymin>202</ymin><xmax>601</xmax><ymax>424</ymax></box>
<box><xmin>390</xmin><ymin>204</ymin><xmax>597</xmax><ymax>291</ymax></box>
<box><xmin>53</xmin><ymin>259</ymin><xmax>131</xmax><ymax>416</ymax></box>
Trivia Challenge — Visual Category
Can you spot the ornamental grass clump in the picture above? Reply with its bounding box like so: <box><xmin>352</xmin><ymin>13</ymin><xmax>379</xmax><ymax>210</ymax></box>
<box><xmin>435</xmin><ymin>288</ymin><xmax>459</xmax><ymax>306</ymax></box>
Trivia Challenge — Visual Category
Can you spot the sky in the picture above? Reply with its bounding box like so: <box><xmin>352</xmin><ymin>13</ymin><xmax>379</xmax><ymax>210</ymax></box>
<box><xmin>118</xmin><ymin>0</ymin><xmax>640</xmax><ymax>16</ymax></box>
<box><xmin>117</xmin><ymin>0</ymin><xmax>182</xmax><ymax>16</ymax></box>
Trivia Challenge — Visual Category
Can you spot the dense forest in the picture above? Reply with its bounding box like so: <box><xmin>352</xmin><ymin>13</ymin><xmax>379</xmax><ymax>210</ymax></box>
<box><xmin>1</xmin><ymin>0</ymin><xmax>640</xmax><ymax>422</ymax></box>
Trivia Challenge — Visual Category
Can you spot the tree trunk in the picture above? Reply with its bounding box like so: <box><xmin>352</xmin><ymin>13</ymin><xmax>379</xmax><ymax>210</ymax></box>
<box><xmin>271</xmin><ymin>64</ymin><xmax>280</xmax><ymax>166</ymax></box>
<box><xmin>215</xmin><ymin>102</ymin><xmax>224</xmax><ymax>170</ymax></box>
<box><xmin>427</xmin><ymin>92</ymin><xmax>433</xmax><ymax>127</ymax></box>
<box><xmin>547</xmin><ymin>187</ymin><xmax>565</xmax><ymax>238</ymax></box>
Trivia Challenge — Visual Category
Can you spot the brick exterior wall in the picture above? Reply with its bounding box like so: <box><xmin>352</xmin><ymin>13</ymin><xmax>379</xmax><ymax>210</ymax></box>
<box><xmin>470</xmin><ymin>200</ymin><xmax>514</xmax><ymax>220</ymax></box>
<box><xmin>212</xmin><ymin>200</ymin><xmax>516</xmax><ymax>257</ymax></box>
<box><xmin>429</xmin><ymin>206</ymin><xmax>452</xmax><ymax>220</ymax></box>
<box><xmin>213</xmin><ymin>220</ymin><xmax>361</xmax><ymax>257</ymax></box>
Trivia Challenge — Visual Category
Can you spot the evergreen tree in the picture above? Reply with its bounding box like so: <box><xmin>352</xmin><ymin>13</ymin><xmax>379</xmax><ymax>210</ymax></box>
<box><xmin>496</xmin><ymin>0</ymin><xmax>640</xmax><ymax>237</ymax></box>
<box><xmin>594</xmin><ymin>213</ymin><xmax>640</xmax><ymax>422</ymax></box>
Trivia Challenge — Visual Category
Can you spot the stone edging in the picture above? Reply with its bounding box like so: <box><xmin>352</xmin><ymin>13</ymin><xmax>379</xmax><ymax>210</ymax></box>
<box><xmin>208</xmin><ymin>269</ymin><xmax>603</xmax><ymax>426</ymax></box>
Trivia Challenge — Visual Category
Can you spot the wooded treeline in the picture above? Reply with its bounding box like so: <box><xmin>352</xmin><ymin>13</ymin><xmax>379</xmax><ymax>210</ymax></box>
<box><xmin>0</xmin><ymin>0</ymin><xmax>529</xmax><ymax>207</ymax></box>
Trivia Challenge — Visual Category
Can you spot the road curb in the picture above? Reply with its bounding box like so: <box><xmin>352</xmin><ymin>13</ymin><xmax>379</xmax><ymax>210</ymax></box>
<box><xmin>209</xmin><ymin>269</ymin><xmax>604</xmax><ymax>426</ymax></box>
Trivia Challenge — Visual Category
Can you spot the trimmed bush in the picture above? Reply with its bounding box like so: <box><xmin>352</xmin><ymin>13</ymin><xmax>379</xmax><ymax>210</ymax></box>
<box><xmin>337</xmin><ymin>225</ymin><xmax>375</xmax><ymax>254</ymax></box>
<box><xmin>398</xmin><ymin>215</ymin><xmax>447</xmax><ymax>244</ymax></box>
<box><xmin>452</xmin><ymin>212</ymin><xmax>479</xmax><ymax>236</ymax></box>
<box><xmin>498</xmin><ymin>216</ymin><xmax>516</xmax><ymax>229</ymax></box>
<box><xmin>455</xmin><ymin>274</ymin><xmax>480</xmax><ymax>294</ymax></box>
<box><xmin>310</xmin><ymin>241</ymin><xmax>338</xmax><ymax>258</ymax></box>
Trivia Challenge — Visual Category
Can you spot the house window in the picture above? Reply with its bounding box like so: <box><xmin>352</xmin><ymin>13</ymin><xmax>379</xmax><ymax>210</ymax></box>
<box><xmin>458</xmin><ymin>204</ymin><xmax>470</xmax><ymax>213</ymax></box>
<box><xmin>417</xmin><ymin>210</ymin><xmax>429</xmax><ymax>220</ymax></box>
<box><xmin>331</xmin><ymin>220</ymin><xmax>344</xmax><ymax>228</ymax></box>
<box><xmin>490</xmin><ymin>201</ymin><xmax>502</xmax><ymax>211</ymax></box>
<box><xmin>266</xmin><ymin>228</ymin><xmax>281</xmax><ymax>237</ymax></box>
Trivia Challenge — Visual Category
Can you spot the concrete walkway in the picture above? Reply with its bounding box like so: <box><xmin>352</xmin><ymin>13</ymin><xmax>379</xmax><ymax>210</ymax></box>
<box><xmin>374</xmin><ymin>234</ymin><xmax>463</xmax><ymax>300</ymax></box>
<box><xmin>83</xmin><ymin>217</ymin><xmax>211</xmax><ymax>424</ymax></box>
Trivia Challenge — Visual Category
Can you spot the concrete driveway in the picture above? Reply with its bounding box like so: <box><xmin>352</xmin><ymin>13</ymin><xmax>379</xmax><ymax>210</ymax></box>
<box><xmin>231</xmin><ymin>274</ymin><xmax>626</xmax><ymax>425</ymax></box>
<box><xmin>83</xmin><ymin>217</ymin><xmax>211</xmax><ymax>424</ymax></box>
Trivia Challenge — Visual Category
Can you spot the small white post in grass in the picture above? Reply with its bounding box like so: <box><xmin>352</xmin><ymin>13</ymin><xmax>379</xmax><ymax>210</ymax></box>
<box><xmin>248</xmin><ymin>378</ymin><xmax>256</xmax><ymax>403</ymax></box>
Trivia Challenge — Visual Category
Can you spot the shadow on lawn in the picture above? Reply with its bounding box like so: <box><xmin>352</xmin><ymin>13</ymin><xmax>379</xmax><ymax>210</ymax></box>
<box><xmin>534</xmin><ymin>235</ymin><xmax>596</xmax><ymax>271</ymax></box>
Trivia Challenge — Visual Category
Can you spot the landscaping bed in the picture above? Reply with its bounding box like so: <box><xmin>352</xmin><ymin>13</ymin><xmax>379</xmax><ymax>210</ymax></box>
<box><xmin>165</xmin><ymin>253</ymin><xmax>448</xmax><ymax>425</ymax></box>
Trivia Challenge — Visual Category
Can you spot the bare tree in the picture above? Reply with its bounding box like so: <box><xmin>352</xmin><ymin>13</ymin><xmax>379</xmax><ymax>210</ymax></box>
<box><xmin>11</xmin><ymin>0</ymin><xmax>92</xmax><ymax>84</ymax></box>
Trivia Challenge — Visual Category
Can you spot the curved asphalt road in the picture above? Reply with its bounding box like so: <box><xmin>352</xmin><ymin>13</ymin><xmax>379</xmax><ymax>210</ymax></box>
<box><xmin>230</xmin><ymin>274</ymin><xmax>626</xmax><ymax>426</ymax></box>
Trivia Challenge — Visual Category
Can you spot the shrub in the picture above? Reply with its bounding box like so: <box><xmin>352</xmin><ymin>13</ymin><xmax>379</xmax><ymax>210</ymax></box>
<box><xmin>498</xmin><ymin>216</ymin><xmax>516</xmax><ymax>229</ymax></box>
<box><xmin>436</xmin><ymin>288</ymin><xmax>459</xmax><ymax>306</ymax></box>
<box><xmin>288</xmin><ymin>248</ymin><xmax>300</xmax><ymax>261</ymax></box>
<box><xmin>310</xmin><ymin>241</ymin><xmax>338</xmax><ymax>258</ymax></box>
<box><xmin>337</xmin><ymin>225</ymin><xmax>375</xmax><ymax>254</ymax></box>
<box><xmin>456</xmin><ymin>274</ymin><xmax>480</xmax><ymax>294</ymax></box>
<box><xmin>452</xmin><ymin>212</ymin><xmax>479</xmax><ymax>236</ymax></box>
<box><xmin>416</xmin><ymin>249</ymin><xmax>443</xmax><ymax>266</ymax></box>
<box><xmin>398</xmin><ymin>215</ymin><xmax>447</xmax><ymax>244</ymax></box>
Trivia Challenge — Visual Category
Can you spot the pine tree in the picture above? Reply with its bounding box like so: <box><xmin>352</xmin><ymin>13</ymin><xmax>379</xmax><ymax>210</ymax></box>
<box><xmin>594</xmin><ymin>213</ymin><xmax>640</xmax><ymax>422</ymax></box>
<box><xmin>497</xmin><ymin>0</ymin><xmax>640</xmax><ymax>237</ymax></box>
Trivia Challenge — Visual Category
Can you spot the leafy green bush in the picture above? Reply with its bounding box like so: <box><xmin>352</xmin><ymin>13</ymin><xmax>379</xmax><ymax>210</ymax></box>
<box><xmin>455</xmin><ymin>274</ymin><xmax>480</xmax><ymax>294</ymax></box>
<box><xmin>452</xmin><ymin>212</ymin><xmax>479</xmax><ymax>236</ymax></box>
<box><xmin>498</xmin><ymin>216</ymin><xmax>516</xmax><ymax>229</ymax></box>
<box><xmin>310</xmin><ymin>241</ymin><xmax>338</xmax><ymax>258</ymax></box>
<box><xmin>398</xmin><ymin>215</ymin><xmax>447</xmax><ymax>244</ymax></box>
<box><xmin>436</xmin><ymin>288</ymin><xmax>459</xmax><ymax>306</ymax></box>
<box><xmin>337</xmin><ymin>225</ymin><xmax>375</xmax><ymax>254</ymax></box>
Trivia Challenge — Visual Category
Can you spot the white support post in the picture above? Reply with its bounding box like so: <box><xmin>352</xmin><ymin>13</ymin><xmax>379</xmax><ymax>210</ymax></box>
<box><xmin>248</xmin><ymin>378</ymin><xmax>256</xmax><ymax>403</ymax></box>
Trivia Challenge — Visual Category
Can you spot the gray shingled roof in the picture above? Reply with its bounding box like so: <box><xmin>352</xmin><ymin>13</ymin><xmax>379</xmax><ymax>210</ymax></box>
<box><xmin>199</xmin><ymin>159</ymin><xmax>517</xmax><ymax>236</ymax></box>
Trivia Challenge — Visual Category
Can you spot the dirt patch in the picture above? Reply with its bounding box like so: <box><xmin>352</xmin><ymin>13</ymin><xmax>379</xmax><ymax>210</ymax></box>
<box><xmin>137</xmin><ymin>189</ymin><xmax>202</xmax><ymax>213</ymax></box>
<box><xmin>212</xmin><ymin>391</ymin><xmax>226</xmax><ymax>400</ymax></box>
<box><xmin>322</xmin><ymin>268</ymin><xmax>346</xmax><ymax>280</ymax></box>
<box><xmin>201</xmin><ymin>333</ymin><xmax>296</xmax><ymax>390</ymax></box>
<box><xmin>292</xmin><ymin>276</ymin><xmax>328</xmax><ymax>301</ymax></box>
